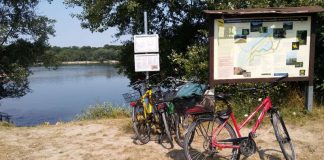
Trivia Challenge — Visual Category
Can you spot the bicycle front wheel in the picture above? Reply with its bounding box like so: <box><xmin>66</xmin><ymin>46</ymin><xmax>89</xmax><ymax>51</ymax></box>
<box><xmin>132</xmin><ymin>105</ymin><xmax>150</xmax><ymax>144</ymax></box>
<box><xmin>271</xmin><ymin>111</ymin><xmax>296</xmax><ymax>160</ymax></box>
<box><xmin>174</xmin><ymin>113</ymin><xmax>193</xmax><ymax>148</ymax></box>
<box><xmin>184</xmin><ymin>117</ymin><xmax>240</xmax><ymax>160</ymax></box>
<box><xmin>160</xmin><ymin>111</ymin><xmax>174</xmax><ymax>149</ymax></box>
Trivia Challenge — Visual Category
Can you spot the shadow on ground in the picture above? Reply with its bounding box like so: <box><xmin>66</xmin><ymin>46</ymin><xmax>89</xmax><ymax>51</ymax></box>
<box><xmin>165</xmin><ymin>147</ymin><xmax>282</xmax><ymax>160</ymax></box>
<box><xmin>166</xmin><ymin>149</ymin><xmax>186</xmax><ymax>159</ymax></box>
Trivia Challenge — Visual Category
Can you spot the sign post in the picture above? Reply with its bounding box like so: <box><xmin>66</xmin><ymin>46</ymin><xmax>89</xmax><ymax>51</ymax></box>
<box><xmin>133</xmin><ymin>12</ymin><xmax>160</xmax><ymax>79</ymax></box>
<box><xmin>204</xmin><ymin>6</ymin><xmax>324</xmax><ymax>111</ymax></box>
<box><xmin>144</xmin><ymin>11</ymin><xmax>149</xmax><ymax>80</ymax></box>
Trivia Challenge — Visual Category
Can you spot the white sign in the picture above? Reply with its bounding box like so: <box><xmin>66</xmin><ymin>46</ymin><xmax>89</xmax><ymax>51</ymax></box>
<box><xmin>134</xmin><ymin>34</ymin><xmax>159</xmax><ymax>53</ymax></box>
<box><xmin>134</xmin><ymin>54</ymin><xmax>160</xmax><ymax>72</ymax></box>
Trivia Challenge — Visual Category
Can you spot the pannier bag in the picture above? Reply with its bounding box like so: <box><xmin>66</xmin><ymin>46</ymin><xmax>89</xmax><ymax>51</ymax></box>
<box><xmin>173</xmin><ymin>83</ymin><xmax>207</xmax><ymax>115</ymax></box>
<box><xmin>175</xmin><ymin>82</ymin><xmax>206</xmax><ymax>98</ymax></box>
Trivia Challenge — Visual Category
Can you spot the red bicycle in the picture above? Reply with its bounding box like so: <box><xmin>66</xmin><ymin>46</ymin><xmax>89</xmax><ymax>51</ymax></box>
<box><xmin>184</xmin><ymin>75</ymin><xmax>295</xmax><ymax>160</ymax></box>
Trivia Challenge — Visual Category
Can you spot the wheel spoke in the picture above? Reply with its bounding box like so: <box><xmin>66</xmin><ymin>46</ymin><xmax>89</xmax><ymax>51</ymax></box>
<box><xmin>272</xmin><ymin>112</ymin><xmax>295</xmax><ymax>160</ymax></box>
<box><xmin>184</xmin><ymin>118</ymin><xmax>240</xmax><ymax>160</ymax></box>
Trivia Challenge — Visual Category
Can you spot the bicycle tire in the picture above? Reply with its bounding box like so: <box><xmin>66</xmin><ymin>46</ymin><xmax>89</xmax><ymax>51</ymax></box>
<box><xmin>161</xmin><ymin>111</ymin><xmax>174</xmax><ymax>149</ymax></box>
<box><xmin>271</xmin><ymin>111</ymin><xmax>296</xmax><ymax>160</ymax></box>
<box><xmin>174</xmin><ymin>114</ymin><xmax>193</xmax><ymax>148</ymax></box>
<box><xmin>184</xmin><ymin>117</ymin><xmax>240</xmax><ymax>160</ymax></box>
<box><xmin>132</xmin><ymin>105</ymin><xmax>150</xmax><ymax>144</ymax></box>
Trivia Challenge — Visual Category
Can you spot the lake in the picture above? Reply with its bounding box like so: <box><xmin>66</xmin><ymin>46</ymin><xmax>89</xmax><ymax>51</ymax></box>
<box><xmin>0</xmin><ymin>64</ymin><xmax>130</xmax><ymax>126</ymax></box>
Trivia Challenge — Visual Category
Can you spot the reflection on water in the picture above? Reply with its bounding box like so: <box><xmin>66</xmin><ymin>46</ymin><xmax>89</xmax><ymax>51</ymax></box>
<box><xmin>0</xmin><ymin>64</ymin><xmax>130</xmax><ymax>126</ymax></box>
<box><xmin>30</xmin><ymin>64</ymin><xmax>121</xmax><ymax>83</ymax></box>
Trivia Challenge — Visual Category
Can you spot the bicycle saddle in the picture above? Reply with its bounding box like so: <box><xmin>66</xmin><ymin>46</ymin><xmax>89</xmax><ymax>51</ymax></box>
<box><xmin>216</xmin><ymin>107</ymin><xmax>232</xmax><ymax>120</ymax></box>
<box><xmin>215</xmin><ymin>93</ymin><xmax>232</xmax><ymax>101</ymax></box>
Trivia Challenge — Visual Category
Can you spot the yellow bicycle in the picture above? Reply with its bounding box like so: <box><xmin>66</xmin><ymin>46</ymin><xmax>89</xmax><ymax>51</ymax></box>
<box><xmin>124</xmin><ymin>77</ymin><xmax>173</xmax><ymax>147</ymax></box>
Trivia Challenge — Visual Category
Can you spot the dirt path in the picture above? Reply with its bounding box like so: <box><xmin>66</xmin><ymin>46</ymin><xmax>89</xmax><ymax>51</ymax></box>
<box><xmin>0</xmin><ymin>118</ymin><xmax>322</xmax><ymax>160</ymax></box>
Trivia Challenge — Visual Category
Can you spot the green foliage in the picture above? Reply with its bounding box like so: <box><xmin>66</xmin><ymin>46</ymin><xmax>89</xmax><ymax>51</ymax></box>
<box><xmin>314</xmin><ymin>13</ymin><xmax>324</xmax><ymax>94</ymax></box>
<box><xmin>65</xmin><ymin>0</ymin><xmax>324</xmax><ymax>106</ymax></box>
<box><xmin>0</xmin><ymin>0</ymin><xmax>55</xmax><ymax>100</ymax></box>
<box><xmin>213</xmin><ymin>82</ymin><xmax>289</xmax><ymax>121</ymax></box>
<box><xmin>46</xmin><ymin>45</ymin><xmax>121</xmax><ymax>62</ymax></box>
<box><xmin>75</xmin><ymin>103</ymin><xmax>131</xmax><ymax>120</ymax></box>
<box><xmin>65</xmin><ymin>1</ymin><xmax>324</xmax><ymax>86</ymax></box>
<box><xmin>64</xmin><ymin>0</ymin><xmax>211</xmax><ymax>81</ymax></box>
<box><xmin>170</xmin><ymin>44</ymin><xmax>209</xmax><ymax>82</ymax></box>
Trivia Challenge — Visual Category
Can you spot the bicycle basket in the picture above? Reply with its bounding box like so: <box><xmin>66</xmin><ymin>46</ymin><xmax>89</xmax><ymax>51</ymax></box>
<box><xmin>122</xmin><ymin>92</ymin><xmax>140</xmax><ymax>103</ymax></box>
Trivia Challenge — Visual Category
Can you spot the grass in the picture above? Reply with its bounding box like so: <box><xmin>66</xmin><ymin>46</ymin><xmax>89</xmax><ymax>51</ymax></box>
<box><xmin>75</xmin><ymin>102</ymin><xmax>131</xmax><ymax>120</ymax></box>
<box><xmin>224</xmin><ymin>87</ymin><xmax>324</xmax><ymax>125</ymax></box>
<box><xmin>0</xmin><ymin>121</ymin><xmax>13</xmax><ymax>127</ymax></box>
<box><xmin>121</xmin><ymin>121</ymin><xmax>133</xmax><ymax>134</ymax></box>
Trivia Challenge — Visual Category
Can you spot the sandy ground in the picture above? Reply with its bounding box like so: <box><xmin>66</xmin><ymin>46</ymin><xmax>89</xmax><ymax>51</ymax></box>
<box><xmin>0</xmin><ymin>118</ymin><xmax>322</xmax><ymax>160</ymax></box>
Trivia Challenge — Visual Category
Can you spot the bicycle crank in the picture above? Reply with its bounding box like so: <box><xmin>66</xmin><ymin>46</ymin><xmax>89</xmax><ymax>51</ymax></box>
<box><xmin>239</xmin><ymin>138</ymin><xmax>257</xmax><ymax>157</ymax></box>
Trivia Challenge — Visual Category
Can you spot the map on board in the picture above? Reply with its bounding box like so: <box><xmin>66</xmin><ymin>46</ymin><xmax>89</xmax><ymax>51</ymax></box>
<box><xmin>213</xmin><ymin>17</ymin><xmax>311</xmax><ymax>80</ymax></box>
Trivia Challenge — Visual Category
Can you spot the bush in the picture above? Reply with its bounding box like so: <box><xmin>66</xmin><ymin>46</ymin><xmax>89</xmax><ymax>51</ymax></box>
<box><xmin>75</xmin><ymin>103</ymin><xmax>131</xmax><ymax>120</ymax></box>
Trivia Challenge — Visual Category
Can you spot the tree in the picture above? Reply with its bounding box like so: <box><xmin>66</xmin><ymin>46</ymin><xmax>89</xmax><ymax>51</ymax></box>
<box><xmin>0</xmin><ymin>0</ymin><xmax>55</xmax><ymax>100</ymax></box>
<box><xmin>65</xmin><ymin>0</ymin><xmax>324</xmax><ymax>83</ymax></box>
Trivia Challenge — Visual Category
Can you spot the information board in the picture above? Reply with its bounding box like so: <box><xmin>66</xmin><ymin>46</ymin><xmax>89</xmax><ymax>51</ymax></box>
<box><xmin>134</xmin><ymin>54</ymin><xmax>160</xmax><ymax>72</ymax></box>
<box><xmin>134</xmin><ymin>34</ymin><xmax>159</xmax><ymax>53</ymax></box>
<box><xmin>213</xmin><ymin>17</ymin><xmax>311</xmax><ymax>80</ymax></box>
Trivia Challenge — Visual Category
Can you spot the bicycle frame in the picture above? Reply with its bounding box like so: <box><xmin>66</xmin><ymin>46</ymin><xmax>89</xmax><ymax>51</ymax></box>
<box><xmin>212</xmin><ymin>96</ymin><xmax>273</xmax><ymax>148</ymax></box>
<box><xmin>140</xmin><ymin>89</ymin><xmax>154</xmax><ymax>118</ymax></box>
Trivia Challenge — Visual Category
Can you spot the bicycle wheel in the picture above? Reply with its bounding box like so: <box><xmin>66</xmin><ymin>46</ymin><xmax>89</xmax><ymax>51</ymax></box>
<box><xmin>160</xmin><ymin>111</ymin><xmax>174</xmax><ymax>149</ymax></box>
<box><xmin>175</xmin><ymin>113</ymin><xmax>193</xmax><ymax>148</ymax></box>
<box><xmin>271</xmin><ymin>111</ymin><xmax>296</xmax><ymax>160</ymax></box>
<box><xmin>132</xmin><ymin>105</ymin><xmax>150</xmax><ymax>144</ymax></box>
<box><xmin>184</xmin><ymin>117</ymin><xmax>240</xmax><ymax>160</ymax></box>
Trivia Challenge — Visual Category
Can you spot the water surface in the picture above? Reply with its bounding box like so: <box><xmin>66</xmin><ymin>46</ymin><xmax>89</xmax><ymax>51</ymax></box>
<box><xmin>0</xmin><ymin>64</ymin><xmax>130</xmax><ymax>126</ymax></box>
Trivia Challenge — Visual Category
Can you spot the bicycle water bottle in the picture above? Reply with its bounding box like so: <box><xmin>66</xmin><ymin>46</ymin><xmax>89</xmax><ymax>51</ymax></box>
<box><xmin>167</xmin><ymin>102</ymin><xmax>174</xmax><ymax>114</ymax></box>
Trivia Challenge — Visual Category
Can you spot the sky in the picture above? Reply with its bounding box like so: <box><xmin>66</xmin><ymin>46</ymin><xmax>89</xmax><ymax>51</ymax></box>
<box><xmin>37</xmin><ymin>0</ymin><xmax>130</xmax><ymax>47</ymax></box>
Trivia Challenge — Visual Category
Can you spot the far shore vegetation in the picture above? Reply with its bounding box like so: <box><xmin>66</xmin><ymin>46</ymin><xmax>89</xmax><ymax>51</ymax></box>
<box><xmin>42</xmin><ymin>45</ymin><xmax>122</xmax><ymax>66</ymax></box>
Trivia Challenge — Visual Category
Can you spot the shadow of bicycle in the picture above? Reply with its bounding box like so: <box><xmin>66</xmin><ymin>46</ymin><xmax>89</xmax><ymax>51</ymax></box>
<box><xmin>166</xmin><ymin>149</ymin><xmax>186</xmax><ymax>159</ymax></box>
<box><xmin>254</xmin><ymin>147</ymin><xmax>282</xmax><ymax>160</ymax></box>
<box><xmin>165</xmin><ymin>147</ymin><xmax>283</xmax><ymax>160</ymax></box>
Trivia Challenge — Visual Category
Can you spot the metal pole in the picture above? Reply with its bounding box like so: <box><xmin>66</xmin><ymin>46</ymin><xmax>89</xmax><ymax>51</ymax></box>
<box><xmin>144</xmin><ymin>11</ymin><xmax>148</xmax><ymax>34</ymax></box>
<box><xmin>144</xmin><ymin>11</ymin><xmax>149</xmax><ymax>80</ymax></box>
<box><xmin>305</xmin><ymin>82</ymin><xmax>314</xmax><ymax>111</ymax></box>
<box><xmin>304</xmin><ymin>14</ymin><xmax>316</xmax><ymax>111</ymax></box>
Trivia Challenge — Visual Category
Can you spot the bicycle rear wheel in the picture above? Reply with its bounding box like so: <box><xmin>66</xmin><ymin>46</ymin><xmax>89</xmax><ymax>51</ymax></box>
<box><xmin>132</xmin><ymin>105</ymin><xmax>150</xmax><ymax>144</ymax></box>
<box><xmin>184</xmin><ymin>117</ymin><xmax>240</xmax><ymax>160</ymax></box>
<box><xmin>271</xmin><ymin>111</ymin><xmax>296</xmax><ymax>160</ymax></box>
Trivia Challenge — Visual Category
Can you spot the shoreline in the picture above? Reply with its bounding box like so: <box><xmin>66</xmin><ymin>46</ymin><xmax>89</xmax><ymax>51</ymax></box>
<box><xmin>61</xmin><ymin>60</ymin><xmax>119</xmax><ymax>65</ymax></box>
<box><xmin>35</xmin><ymin>60</ymin><xmax>119</xmax><ymax>66</ymax></box>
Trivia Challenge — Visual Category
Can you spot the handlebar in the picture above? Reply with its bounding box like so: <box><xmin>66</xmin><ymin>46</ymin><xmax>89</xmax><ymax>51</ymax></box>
<box><xmin>238</xmin><ymin>74</ymin><xmax>288</xmax><ymax>96</ymax></box>
<box><xmin>270</xmin><ymin>73</ymin><xmax>288</xmax><ymax>87</ymax></box>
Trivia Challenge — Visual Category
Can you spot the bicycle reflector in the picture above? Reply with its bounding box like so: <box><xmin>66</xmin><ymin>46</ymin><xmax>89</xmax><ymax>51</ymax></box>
<box><xmin>157</xmin><ymin>103</ymin><xmax>166</xmax><ymax>110</ymax></box>
<box><xmin>129</xmin><ymin>102</ymin><xmax>136</xmax><ymax>107</ymax></box>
